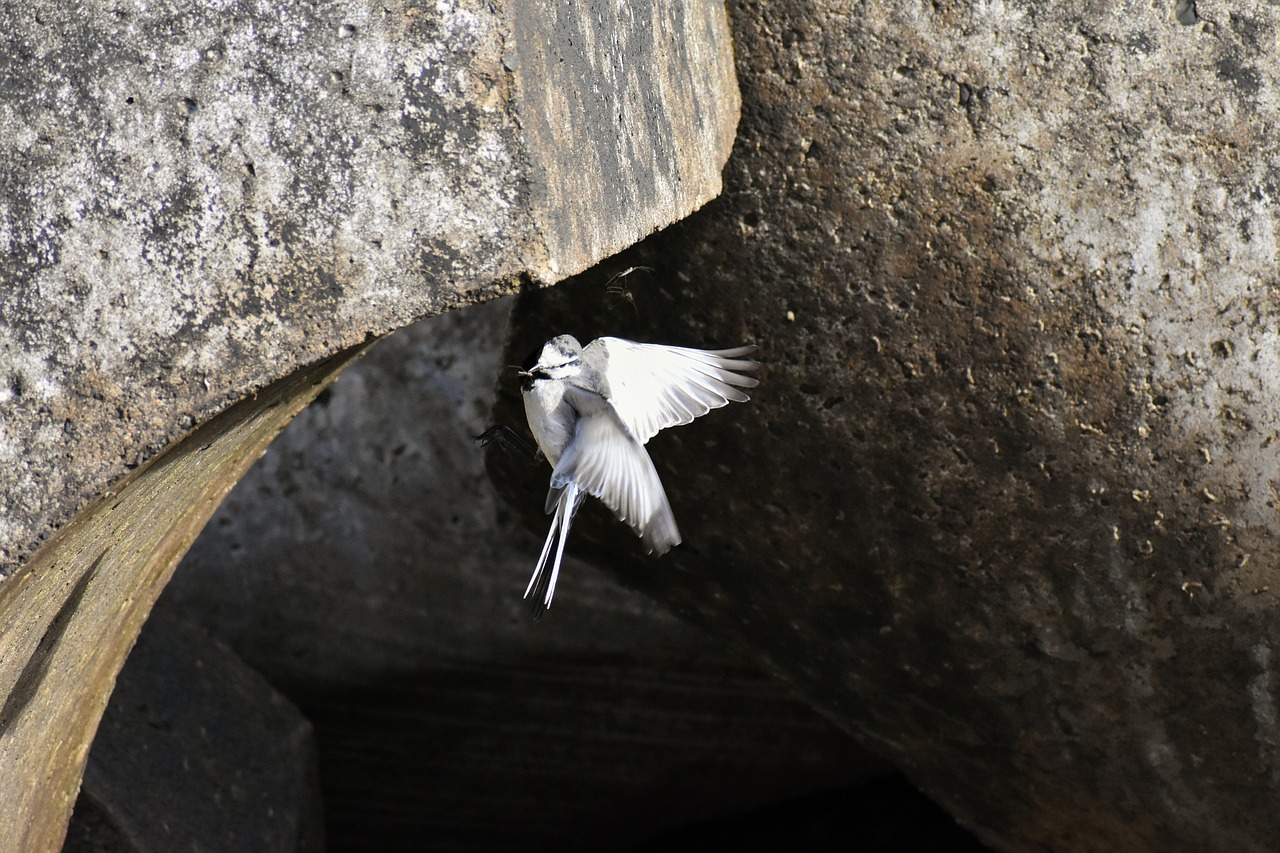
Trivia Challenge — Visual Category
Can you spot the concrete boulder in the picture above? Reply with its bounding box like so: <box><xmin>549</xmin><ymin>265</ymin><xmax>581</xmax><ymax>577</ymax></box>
<box><xmin>493</xmin><ymin>1</ymin><xmax>1280</xmax><ymax>849</ymax></box>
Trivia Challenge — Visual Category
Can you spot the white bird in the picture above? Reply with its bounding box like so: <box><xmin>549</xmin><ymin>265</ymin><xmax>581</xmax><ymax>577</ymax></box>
<box><xmin>518</xmin><ymin>335</ymin><xmax>759</xmax><ymax>615</ymax></box>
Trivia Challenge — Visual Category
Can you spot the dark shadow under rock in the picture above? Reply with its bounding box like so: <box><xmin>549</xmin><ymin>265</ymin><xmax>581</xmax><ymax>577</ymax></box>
<box><xmin>299</xmin><ymin>658</ymin><xmax>882</xmax><ymax>852</ymax></box>
<box><xmin>67</xmin><ymin>610</ymin><xmax>322</xmax><ymax>853</ymax></box>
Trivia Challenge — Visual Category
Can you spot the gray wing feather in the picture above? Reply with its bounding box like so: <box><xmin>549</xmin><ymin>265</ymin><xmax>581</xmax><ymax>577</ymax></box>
<box><xmin>590</xmin><ymin>338</ymin><xmax>760</xmax><ymax>443</ymax></box>
<box><xmin>549</xmin><ymin>410</ymin><xmax>680</xmax><ymax>554</ymax></box>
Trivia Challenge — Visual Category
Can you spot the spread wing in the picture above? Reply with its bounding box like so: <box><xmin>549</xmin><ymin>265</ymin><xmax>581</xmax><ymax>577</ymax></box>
<box><xmin>587</xmin><ymin>338</ymin><xmax>759</xmax><ymax>444</ymax></box>
<box><xmin>549</xmin><ymin>406</ymin><xmax>680</xmax><ymax>554</ymax></box>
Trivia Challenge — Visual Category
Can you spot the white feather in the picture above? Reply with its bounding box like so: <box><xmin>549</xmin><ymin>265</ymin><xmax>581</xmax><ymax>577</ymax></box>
<box><xmin>589</xmin><ymin>338</ymin><xmax>759</xmax><ymax>443</ymax></box>
<box><xmin>551</xmin><ymin>409</ymin><xmax>680</xmax><ymax>554</ymax></box>
<box><xmin>525</xmin><ymin>481</ymin><xmax>582</xmax><ymax>614</ymax></box>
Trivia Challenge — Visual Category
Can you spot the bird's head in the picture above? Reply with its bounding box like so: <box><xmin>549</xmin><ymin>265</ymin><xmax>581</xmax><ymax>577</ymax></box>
<box><xmin>519</xmin><ymin>335</ymin><xmax>583</xmax><ymax>386</ymax></box>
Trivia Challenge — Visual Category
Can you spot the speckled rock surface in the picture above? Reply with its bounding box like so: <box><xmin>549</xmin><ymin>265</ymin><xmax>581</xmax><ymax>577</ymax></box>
<box><xmin>490</xmin><ymin>1</ymin><xmax>1280</xmax><ymax>849</ymax></box>
<box><xmin>0</xmin><ymin>0</ymin><xmax>738</xmax><ymax>576</ymax></box>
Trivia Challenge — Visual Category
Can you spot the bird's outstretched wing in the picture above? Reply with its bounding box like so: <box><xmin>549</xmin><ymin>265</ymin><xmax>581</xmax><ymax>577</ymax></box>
<box><xmin>550</xmin><ymin>408</ymin><xmax>681</xmax><ymax>555</ymax></box>
<box><xmin>586</xmin><ymin>338</ymin><xmax>759</xmax><ymax>444</ymax></box>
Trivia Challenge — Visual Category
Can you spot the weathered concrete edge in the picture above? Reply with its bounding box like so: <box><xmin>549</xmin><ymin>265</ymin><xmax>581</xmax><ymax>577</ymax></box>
<box><xmin>508</xmin><ymin>0</ymin><xmax>741</xmax><ymax>282</ymax></box>
<box><xmin>0</xmin><ymin>344</ymin><xmax>369</xmax><ymax>852</ymax></box>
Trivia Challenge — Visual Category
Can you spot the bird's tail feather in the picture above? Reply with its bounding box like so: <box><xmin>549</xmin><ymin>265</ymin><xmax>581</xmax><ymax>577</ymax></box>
<box><xmin>525</xmin><ymin>482</ymin><xmax>581</xmax><ymax>618</ymax></box>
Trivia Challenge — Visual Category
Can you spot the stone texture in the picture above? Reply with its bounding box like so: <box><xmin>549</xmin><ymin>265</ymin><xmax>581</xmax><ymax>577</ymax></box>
<box><xmin>70</xmin><ymin>610</ymin><xmax>322</xmax><ymax>853</ymax></box>
<box><xmin>0</xmin><ymin>0</ymin><xmax>738</xmax><ymax>577</ymax></box>
<box><xmin>489</xmin><ymin>1</ymin><xmax>1280</xmax><ymax>850</ymax></box>
<box><xmin>510</xmin><ymin>1</ymin><xmax>739</xmax><ymax>275</ymax></box>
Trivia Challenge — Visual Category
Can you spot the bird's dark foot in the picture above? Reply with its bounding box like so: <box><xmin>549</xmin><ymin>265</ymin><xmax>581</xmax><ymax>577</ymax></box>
<box><xmin>475</xmin><ymin>425</ymin><xmax>544</xmax><ymax>466</ymax></box>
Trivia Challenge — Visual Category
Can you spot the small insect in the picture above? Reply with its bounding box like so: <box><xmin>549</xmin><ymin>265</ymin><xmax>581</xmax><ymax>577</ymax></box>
<box><xmin>475</xmin><ymin>424</ymin><xmax>543</xmax><ymax>467</ymax></box>
<box><xmin>603</xmin><ymin>266</ymin><xmax>653</xmax><ymax>318</ymax></box>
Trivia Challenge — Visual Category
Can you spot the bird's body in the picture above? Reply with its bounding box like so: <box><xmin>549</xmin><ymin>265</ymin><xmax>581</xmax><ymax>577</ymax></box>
<box><xmin>518</xmin><ymin>335</ymin><xmax>759</xmax><ymax>614</ymax></box>
<box><xmin>522</xmin><ymin>368</ymin><xmax>575</xmax><ymax>467</ymax></box>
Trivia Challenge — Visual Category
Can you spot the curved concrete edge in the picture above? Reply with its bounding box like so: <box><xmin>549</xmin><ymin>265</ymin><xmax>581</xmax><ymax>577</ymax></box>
<box><xmin>0</xmin><ymin>343</ymin><xmax>368</xmax><ymax>851</ymax></box>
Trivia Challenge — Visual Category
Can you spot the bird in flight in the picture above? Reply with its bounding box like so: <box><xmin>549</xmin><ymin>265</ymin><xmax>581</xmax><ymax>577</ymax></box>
<box><xmin>516</xmin><ymin>334</ymin><xmax>759</xmax><ymax>615</ymax></box>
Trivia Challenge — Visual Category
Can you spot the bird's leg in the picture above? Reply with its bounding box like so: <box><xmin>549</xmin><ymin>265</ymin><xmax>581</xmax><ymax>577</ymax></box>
<box><xmin>474</xmin><ymin>425</ymin><xmax>544</xmax><ymax>466</ymax></box>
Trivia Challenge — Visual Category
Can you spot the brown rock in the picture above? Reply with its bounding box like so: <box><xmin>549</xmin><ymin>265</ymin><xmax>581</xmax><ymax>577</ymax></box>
<box><xmin>495</xmin><ymin>1</ymin><xmax>1280</xmax><ymax>849</ymax></box>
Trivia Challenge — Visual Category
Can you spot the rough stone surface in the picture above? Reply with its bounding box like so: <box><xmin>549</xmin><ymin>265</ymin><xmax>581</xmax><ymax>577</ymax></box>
<box><xmin>0</xmin><ymin>0</ymin><xmax>738</xmax><ymax>576</ymax></box>
<box><xmin>510</xmin><ymin>0</ymin><xmax>739</xmax><ymax>276</ymax></box>
<box><xmin>489</xmin><ymin>1</ymin><xmax>1280</xmax><ymax>850</ymax></box>
<box><xmin>71</xmin><ymin>610</ymin><xmax>322</xmax><ymax>852</ymax></box>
